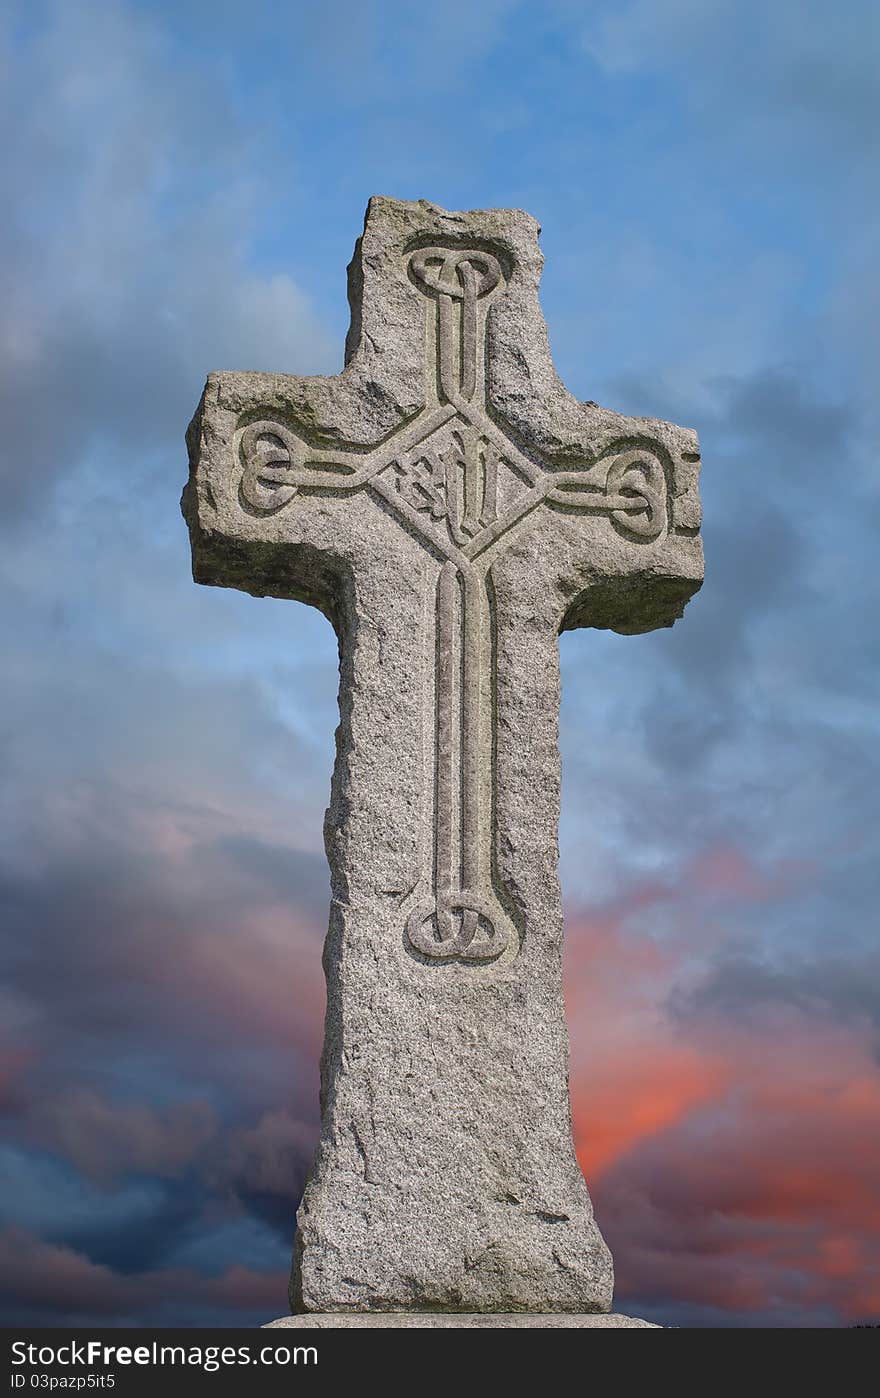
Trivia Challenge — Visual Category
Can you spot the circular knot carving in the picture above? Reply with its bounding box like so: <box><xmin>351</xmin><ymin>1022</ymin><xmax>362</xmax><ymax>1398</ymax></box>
<box><xmin>606</xmin><ymin>449</ymin><xmax>666</xmax><ymax>540</ymax></box>
<box><xmin>239</xmin><ymin>420</ymin><xmax>304</xmax><ymax>513</ymax></box>
<box><xmin>405</xmin><ymin>892</ymin><xmax>510</xmax><ymax>962</ymax></box>
<box><xmin>409</xmin><ymin>247</ymin><xmax>502</xmax><ymax>301</ymax></box>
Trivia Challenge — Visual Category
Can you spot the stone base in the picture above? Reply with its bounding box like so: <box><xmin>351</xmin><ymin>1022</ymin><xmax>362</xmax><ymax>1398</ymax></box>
<box><xmin>264</xmin><ymin>1313</ymin><xmax>658</xmax><ymax>1329</ymax></box>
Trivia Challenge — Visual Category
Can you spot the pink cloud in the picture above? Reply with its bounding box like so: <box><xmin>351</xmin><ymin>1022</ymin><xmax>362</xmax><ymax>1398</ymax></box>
<box><xmin>0</xmin><ymin>1226</ymin><xmax>287</xmax><ymax>1320</ymax></box>
<box><xmin>562</xmin><ymin>869</ymin><xmax>880</xmax><ymax>1322</ymax></box>
<box><xmin>24</xmin><ymin>1090</ymin><xmax>217</xmax><ymax>1185</ymax></box>
<box><xmin>0</xmin><ymin>1040</ymin><xmax>33</xmax><ymax>1112</ymax></box>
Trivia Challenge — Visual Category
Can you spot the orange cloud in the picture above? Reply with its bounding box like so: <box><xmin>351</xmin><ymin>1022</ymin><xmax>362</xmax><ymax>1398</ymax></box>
<box><xmin>573</xmin><ymin>1045</ymin><xmax>726</xmax><ymax>1179</ymax></box>
<box><xmin>561</xmin><ymin>865</ymin><xmax>880</xmax><ymax>1323</ymax></box>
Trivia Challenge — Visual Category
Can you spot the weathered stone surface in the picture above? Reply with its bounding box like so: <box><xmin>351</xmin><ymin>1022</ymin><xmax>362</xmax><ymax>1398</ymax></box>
<box><xmin>182</xmin><ymin>197</ymin><xmax>703</xmax><ymax>1315</ymax></box>
<box><xmin>264</xmin><ymin>1313</ymin><xmax>659</xmax><ymax>1328</ymax></box>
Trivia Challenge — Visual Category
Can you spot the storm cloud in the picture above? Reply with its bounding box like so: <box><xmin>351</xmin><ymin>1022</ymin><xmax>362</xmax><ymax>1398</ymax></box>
<box><xmin>1</xmin><ymin>0</ymin><xmax>878</xmax><ymax>1327</ymax></box>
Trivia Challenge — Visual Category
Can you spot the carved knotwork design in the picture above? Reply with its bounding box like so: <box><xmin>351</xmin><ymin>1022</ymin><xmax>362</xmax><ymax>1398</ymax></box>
<box><xmin>232</xmin><ymin>247</ymin><xmax>673</xmax><ymax>964</ymax></box>
<box><xmin>393</xmin><ymin>450</ymin><xmax>447</xmax><ymax>520</ymax></box>
<box><xmin>239</xmin><ymin>421</ymin><xmax>302</xmax><ymax>513</ymax></box>
<box><xmin>545</xmin><ymin>446</ymin><xmax>667</xmax><ymax>541</ymax></box>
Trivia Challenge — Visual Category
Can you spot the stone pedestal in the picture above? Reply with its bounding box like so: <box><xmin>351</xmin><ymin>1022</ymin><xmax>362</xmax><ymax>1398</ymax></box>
<box><xmin>265</xmin><ymin>1313</ymin><xmax>658</xmax><ymax>1329</ymax></box>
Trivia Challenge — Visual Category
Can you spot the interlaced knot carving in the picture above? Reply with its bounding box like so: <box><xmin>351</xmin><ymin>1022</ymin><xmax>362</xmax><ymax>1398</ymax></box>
<box><xmin>235</xmin><ymin>245</ymin><xmax>673</xmax><ymax>962</ymax></box>
<box><xmin>409</xmin><ymin>248</ymin><xmax>502</xmax><ymax>408</ymax></box>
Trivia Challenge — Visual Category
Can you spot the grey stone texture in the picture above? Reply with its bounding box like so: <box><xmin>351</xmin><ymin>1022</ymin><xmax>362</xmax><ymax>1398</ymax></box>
<box><xmin>265</xmin><ymin>1313</ymin><xmax>658</xmax><ymax>1328</ymax></box>
<box><xmin>182</xmin><ymin>197</ymin><xmax>703</xmax><ymax>1315</ymax></box>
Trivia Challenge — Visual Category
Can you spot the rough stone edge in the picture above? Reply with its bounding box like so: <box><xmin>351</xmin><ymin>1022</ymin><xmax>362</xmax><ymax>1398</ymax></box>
<box><xmin>263</xmin><ymin>1313</ymin><xmax>659</xmax><ymax>1329</ymax></box>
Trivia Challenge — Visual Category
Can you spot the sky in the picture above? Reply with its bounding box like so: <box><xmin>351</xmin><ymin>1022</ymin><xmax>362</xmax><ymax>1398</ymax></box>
<box><xmin>1</xmin><ymin>0</ymin><xmax>878</xmax><ymax>1328</ymax></box>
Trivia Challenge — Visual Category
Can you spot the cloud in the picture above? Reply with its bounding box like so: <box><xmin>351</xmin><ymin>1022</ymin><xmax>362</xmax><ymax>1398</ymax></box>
<box><xmin>0</xmin><ymin>1225</ymin><xmax>287</xmax><ymax>1325</ymax></box>
<box><xmin>0</xmin><ymin>671</ymin><xmax>327</xmax><ymax>1272</ymax></box>
<box><xmin>0</xmin><ymin>10</ymin><xmax>338</xmax><ymax>1312</ymax></box>
<box><xmin>23</xmin><ymin>1093</ymin><xmax>216</xmax><ymax>1188</ymax></box>
<box><xmin>559</xmin><ymin>342</ymin><xmax>878</xmax><ymax>941</ymax></box>
<box><xmin>0</xmin><ymin>1041</ymin><xmax>32</xmax><ymax>1114</ymax></box>
<box><xmin>674</xmin><ymin>948</ymin><xmax>880</xmax><ymax>1055</ymax></box>
<box><xmin>574</xmin><ymin>0</ymin><xmax>879</xmax><ymax>161</ymax></box>
<box><xmin>1</xmin><ymin>0</ymin><xmax>878</xmax><ymax>1331</ymax></box>
<box><xmin>0</xmin><ymin>818</ymin><xmax>328</xmax><ymax>1109</ymax></box>
<box><xmin>0</xmin><ymin>0</ymin><xmax>334</xmax><ymax>522</ymax></box>
<box><xmin>215</xmin><ymin>1109</ymin><xmax>318</xmax><ymax>1238</ymax></box>
<box><xmin>563</xmin><ymin>873</ymin><xmax>880</xmax><ymax>1325</ymax></box>
<box><xmin>601</xmin><ymin>1018</ymin><xmax>880</xmax><ymax>1323</ymax></box>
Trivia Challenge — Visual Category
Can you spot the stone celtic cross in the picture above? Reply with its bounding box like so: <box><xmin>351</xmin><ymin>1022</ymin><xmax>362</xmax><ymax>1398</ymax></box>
<box><xmin>182</xmin><ymin>198</ymin><xmax>703</xmax><ymax>1317</ymax></box>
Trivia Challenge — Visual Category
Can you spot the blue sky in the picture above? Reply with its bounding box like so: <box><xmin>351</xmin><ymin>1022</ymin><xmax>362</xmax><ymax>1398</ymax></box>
<box><xmin>1</xmin><ymin>0</ymin><xmax>878</xmax><ymax>1326</ymax></box>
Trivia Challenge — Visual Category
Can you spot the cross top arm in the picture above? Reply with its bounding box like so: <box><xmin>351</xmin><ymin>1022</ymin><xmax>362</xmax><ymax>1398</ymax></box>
<box><xmin>182</xmin><ymin>196</ymin><xmax>702</xmax><ymax>636</ymax></box>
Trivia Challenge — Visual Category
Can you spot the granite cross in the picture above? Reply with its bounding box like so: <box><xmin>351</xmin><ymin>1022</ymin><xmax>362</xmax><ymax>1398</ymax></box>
<box><xmin>182</xmin><ymin>197</ymin><xmax>703</xmax><ymax>1316</ymax></box>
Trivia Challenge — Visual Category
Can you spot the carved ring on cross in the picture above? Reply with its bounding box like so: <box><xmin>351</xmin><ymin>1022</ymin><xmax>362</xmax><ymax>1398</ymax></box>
<box><xmin>409</xmin><ymin>247</ymin><xmax>503</xmax><ymax>410</ymax></box>
<box><xmin>239</xmin><ymin>422</ymin><xmax>305</xmax><ymax>514</ymax></box>
<box><xmin>547</xmin><ymin>448</ymin><xmax>668</xmax><ymax>541</ymax></box>
<box><xmin>408</xmin><ymin>247</ymin><xmax>502</xmax><ymax>302</ymax></box>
